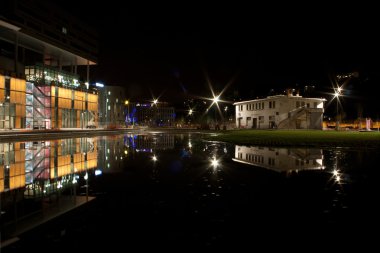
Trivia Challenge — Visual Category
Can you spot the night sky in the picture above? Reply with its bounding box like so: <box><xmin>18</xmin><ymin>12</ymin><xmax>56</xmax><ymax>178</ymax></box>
<box><xmin>61</xmin><ymin>2</ymin><xmax>380</xmax><ymax>117</ymax></box>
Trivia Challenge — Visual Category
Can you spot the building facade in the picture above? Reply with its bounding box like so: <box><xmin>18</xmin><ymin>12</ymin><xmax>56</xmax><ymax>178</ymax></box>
<box><xmin>97</xmin><ymin>85</ymin><xmax>127</xmax><ymax>128</ymax></box>
<box><xmin>234</xmin><ymin>91</ymin><xmax>325</xmax><ymax>130</ymax></box>
<box><xmin>129</xmin><ymin>102</ymin><xmax>175</xmax><ymax>127</ymax></box>
<box><xmin>0</xmin><ymin>0</ymin><xmax>98</xmax><ymax>129</ymax></box>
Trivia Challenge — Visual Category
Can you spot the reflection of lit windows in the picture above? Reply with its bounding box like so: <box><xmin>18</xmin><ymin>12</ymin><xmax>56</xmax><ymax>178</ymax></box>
<box><xmin>107</xmin><ymin>163</ymin><xmax>110</xmax><ymax>168</ymax></box>
<box><xmin>108</xmin><ymin>91</ymin><xmax>111</xmax><ymax>95</ymax></box>
<box><xmin>108</xmin><ymin>105</ymin><xmax>110</xmax><ymax>110</ymax></box>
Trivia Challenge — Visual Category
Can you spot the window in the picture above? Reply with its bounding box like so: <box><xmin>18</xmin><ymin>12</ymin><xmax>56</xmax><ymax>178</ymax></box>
<box><xmin>269</xmin><ymin>101</ymin><xmax>272</xmax><ymax>108</ymax></box>
<box><xmin>62</xmin><ymin>27</ymin><xmax>67</xmax><ymax>34</ymax></box>
<box><xmin>273</xmin><ymin>101</ymin><xmax>276</xmax><ymax>108</ymax></box>
<box><xmin>296</xmin><ymin>101</ymin><xmax>300</xmax><ymax>108</ymax></box>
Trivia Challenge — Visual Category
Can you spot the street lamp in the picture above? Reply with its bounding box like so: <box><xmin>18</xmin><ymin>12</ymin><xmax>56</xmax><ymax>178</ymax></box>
<box><xmin>212</xmin><ymin>95</ymin><xmax>220</xmax><ymax>129</ymax></box>
<box><xmin>152</xmin><ymin>99</ymin><xmax>158</xmax><ymax>127</ymax></box>
<box><xmin>334</xmin><ymin>87</ymin><xmax>342</xmax><ymax>130</ymax></box>
<box><xmin>125</xmin><ymin>100</ymin><xmax>129</xmax><ymax>127</ymax></box>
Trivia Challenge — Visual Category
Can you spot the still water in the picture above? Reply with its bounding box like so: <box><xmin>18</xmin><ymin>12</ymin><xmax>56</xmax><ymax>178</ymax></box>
<box><xmin>1</xmin><ymin>133</ymin><xmax>379</xmax><ymax>249</ymax></box>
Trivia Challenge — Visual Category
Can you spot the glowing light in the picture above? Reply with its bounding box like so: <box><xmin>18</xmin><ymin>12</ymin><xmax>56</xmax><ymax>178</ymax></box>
<box><xmin>152</xmin><ymin>155</ymin><xmax>157</xmax><ymax>162</ymax></box>
<box><xmin>212</xmin><ymin>95</ymin><xmax>220</xmax><ymax>105</ymax></box>
<box><xmin>125</xmin><ymin>100</ymin><xmax>129</xmax><ymax>105</ymax></box>
<box><xmin>333</xmin><ymin>170</ymin><xmax>339</xmax><ymax>176</ymax></box>
<box><xmin>84</xmin><ymin>172</ymin><xmax>88</xmax><ymax>180</ymax></box>
<box><xmin>72</xmin><ymin>177</ymin><xmax>77</xmax><ymax>184</ymax></box>
<box><xmin>211</xmin><ymin>157</ymin><xmax>219</xmax><ymax>168</ymax></box>
<box><xmin>124</xmin><ymin>150</ymin><xmax>128</xmax><ymax>155</ymax></box>
<box><xmin>95</xmin><ymin>170</ymin><xmax>102</xmax><ymax>176</ymax></box>
<box><xmin>188</xmin><ymin>142</ymin><xmax>192</xmax><ymax>148</ymax></box>
<box><xmin>189</xmin><ymin>109</ymin><xmax>193</xmax><ymax>115</ymax></box>
<box><xmin>153</xmin><ymin>99</ymin><xmax>158</xmax><ymax>104</ymax></box>
<box><xmin>336</xmin><ymin>175</ymin><xmax>341</xmax><ymax>182</ymax></box>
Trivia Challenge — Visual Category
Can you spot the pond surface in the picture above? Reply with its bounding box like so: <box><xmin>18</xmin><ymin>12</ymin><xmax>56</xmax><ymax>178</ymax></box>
<box><xmin>1</xmin><ymin>133</ymin><xmax>379</xmax><ymax>250</ymax></box>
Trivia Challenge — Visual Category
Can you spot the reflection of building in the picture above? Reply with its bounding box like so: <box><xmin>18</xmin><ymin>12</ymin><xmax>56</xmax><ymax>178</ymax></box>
<box><xmin>124</xmin><ymin>134</ymin><xmax>175</xmax><ymax>152</ymax></box>
<box><xmin>97</xmin><ymin>136</ymin><xmax>126</xmax><ymax>173</ymax></box>
<box><xmin>0</xmin><ymin>138</ymin><xmax>97</xmax><ymax>195</ymax></box>
<box><xmin>233</xmin><ymin>145</ymin><xmax>324</xmax><ymax>173</ymax></box>
<box><xmin>130</xmin><ymin>102</ymin><xmax>175</xmax><ymax>127</ymax></box>
<box><xmin>0</xmin><ymin>142</ymin><xmax>25</xmax><ymax>192</ymax></box>
<box><xmin>1</xmin><ymin>137</ymin><xmax>98</xmax><ymax>240</ymax></box>
<box><xmin>234</xmin><ymin>90</ymin><xmax>325</xmax><ymax>129</ymax></box>
<box><xmin>0</xmin><ymin>1</ymin><xmax>98</xmax><ymax>129</ymax></box>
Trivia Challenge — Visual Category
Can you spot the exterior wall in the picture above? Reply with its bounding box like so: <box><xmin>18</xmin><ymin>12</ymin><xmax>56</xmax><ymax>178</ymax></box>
<box><xmin>235</xmin><ymin>95</ymin><xmax>325</xmax><ymax>130</ymax></box>
<box><xmin>233</xmin><ymin>145</ymin><xmax>324</xmax><ymax>173</ymax></box>
<box><xmin>129</xmin><ymin>102</ymin><xmax>175</xmax><ymax>127</ymax></box>
<box><xmin>51</xmin><ymin>86</ymin><xmax>98</xmax><ymax>129</ymax></box>
<box><xmin>0</xmin><ymin>74</ymin><xmax>26</xmax><ymax>129</ymax></box>
<box><xmin>98</xmin><ymin>86</ymin><xmax>127</xmax><ymax>128</ymax></box>
<box><xmin>0</xmin><ymin>0</ymin><xmax>98</xmax><ymax>64</ymax></box>
<box><xmin>1</xmin><ymin>0</ymin><xmax>99</xmax><ymax>130</ymax></box>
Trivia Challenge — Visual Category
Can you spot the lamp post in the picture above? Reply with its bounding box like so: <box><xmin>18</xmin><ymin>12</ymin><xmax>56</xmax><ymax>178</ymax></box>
<box><xmin>153</xmin><ymin>99</ymin><xmax>158</xmax><ymax>127</ymax></box>
<box><xmin>212</xmin><ymin>95</ymin><xmax>220</xmax><ymax>130</ymax></box>
<box><xmin>334</xmin><ymin>87</ymin><xmax>342</xmax><ymax>131</ymax></box>
<box><xmin>125</xmin><ymin>100</ymin><xmax>129</xmax><ymax>127</ymax></box>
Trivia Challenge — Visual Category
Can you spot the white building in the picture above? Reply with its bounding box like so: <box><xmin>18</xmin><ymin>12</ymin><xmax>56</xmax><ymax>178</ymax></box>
<box><xmin>233</xmin><ymin>145</ymin><xmax>324</xmax><ymax>173</ymax></box>
<box><xmin>234</xmin><ymin>91</ymin><xmax>326</xmax><ymax>129</ymax></box>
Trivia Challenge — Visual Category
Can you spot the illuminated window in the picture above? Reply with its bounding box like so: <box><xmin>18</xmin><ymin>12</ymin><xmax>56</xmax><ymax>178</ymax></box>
<box><xmin>108</xmin><ymin>91</ymin><xmax>111</xmax><ymax>95</ymax></box>
<box><xmin>108</xmin><ymin>105</ymin><xmax>110</xmax><ymax>110</ymax></box>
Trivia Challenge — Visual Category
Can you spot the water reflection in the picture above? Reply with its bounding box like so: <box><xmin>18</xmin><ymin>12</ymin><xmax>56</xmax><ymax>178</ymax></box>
<box><xmin>233</xmin><ymin>145</ymin><xmax>324</xmax><ymax>173</ymax></box>
<box><xmin>1</xmin><ymin>138</ymin><xmax>97</xmax><ymax>195</ymax></box>
<box><xmin>1</xmin><ymin>134</ymin><xmax>378</xmax><ymax>249</ymax></box>
<box><xmin>0</xmin><ymin>138</ymin><xmax>99</xmax><ymax>241</ymax></box>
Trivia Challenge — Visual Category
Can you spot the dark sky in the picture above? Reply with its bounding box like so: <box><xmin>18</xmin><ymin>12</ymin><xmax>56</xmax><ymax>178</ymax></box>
<box><xmin>61</xmin><ymin>2</ymin><xmax>380</xmax><ymax>116</ymax></box>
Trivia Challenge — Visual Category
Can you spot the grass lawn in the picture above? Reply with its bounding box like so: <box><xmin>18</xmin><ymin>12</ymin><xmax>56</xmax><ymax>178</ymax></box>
<box><xmin>204</xmin><ymin>129</ymin><xmax>380</xmax><ymax>148</ymax></box>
